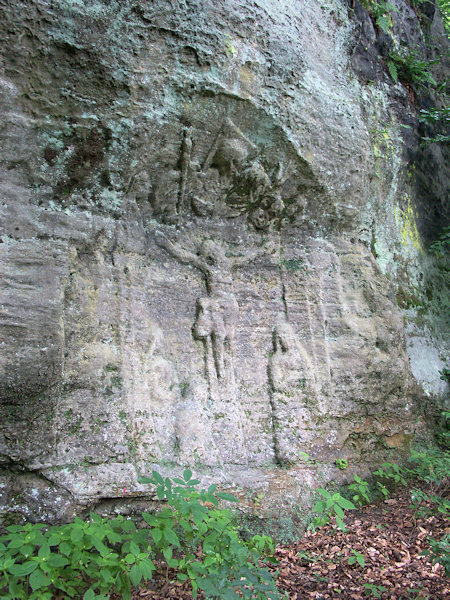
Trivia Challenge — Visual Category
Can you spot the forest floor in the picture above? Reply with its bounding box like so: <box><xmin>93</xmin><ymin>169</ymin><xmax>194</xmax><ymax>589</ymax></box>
<box><xmin>123</xmin><ymin>484</ymin><xmax>449</xmax><ymax>600</ymax></box>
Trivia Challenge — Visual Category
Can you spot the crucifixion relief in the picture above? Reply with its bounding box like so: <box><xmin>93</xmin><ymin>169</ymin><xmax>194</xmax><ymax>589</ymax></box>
<box><xmin>156</xmin><ymin>232</ymin><xmax>273</xmax><ymax>391</ymax></box>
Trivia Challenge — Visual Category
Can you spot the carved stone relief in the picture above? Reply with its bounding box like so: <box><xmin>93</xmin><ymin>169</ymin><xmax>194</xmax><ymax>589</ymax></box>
<box><xmin>268</xmin><ymin>321</ymin><xmax>318</xmax><ymax>465</ymax></box>
<box><xmin>131</xmin><ymin>96</ymin><xmax>326</xmax><ymax>232</ymax></box>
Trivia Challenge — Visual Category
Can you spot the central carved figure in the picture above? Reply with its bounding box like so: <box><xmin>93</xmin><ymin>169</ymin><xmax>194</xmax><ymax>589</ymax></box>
<box><xmin>156</xmin><ymin>234</ymin><xmax>241</xmax><ymax>384</ymax></box>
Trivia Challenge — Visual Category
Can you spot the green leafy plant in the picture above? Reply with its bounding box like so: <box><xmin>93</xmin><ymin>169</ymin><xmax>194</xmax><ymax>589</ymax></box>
<box><xmin>421</xmin><ymin>535</ymin><xmax>450</xmax><ymax>576</ymax></box>
<box><xmin>0</xmin><ymin>470</ymin><xmax>284</xmax><ymax>600</ymax></box>
<box><xmin>364</xmin><ymin>582</ymin><xmax>388</xmax><ymax>598</ymax></box>
<box><xmin>335</xmin><ymin>458</ymin><xmax>348</xmax><ymax>470</ymax></box>
<box><xmin>408</xmin><ymin>448</ymin><xmax>450</xmax><ymax>493</ymax></box>
<box><xmin>439</xmin><ymin>368</ymin><xmax>450</xmax><ymax>382</ymax></box>
<box><xmin>375</xmin><ymin>479</ymin><xmax>390</xmax><ymax>500</ymax></box>
<box><xmin>310</xmin><ymin>489</ymin><xmax>356</xmax><ymax>532</ymax></box>
<box><xmin>428</xmin><ymin>226</ymin><xmax>450</xmax><ymax>257</ymax></box>
<box><xmin>387</xmin><ymin>49</ymin><xmax>438</xmax><ymax>87</ymax></box>
<box><xmin>349</xmin><ymin>475</ymin><xmax>371</xmax><ymax>506</ymax></box>
<box><xmin>419</xmin><ymin>98</ymin><xmax>449</xmax><ymax>150</ymax></box>
<box><xmin>348</xmin><ymin>548</ymin><xmax>365</xmax><ymax>568</ymax></box>
<box><xmin>438</xmin><ymin>0</ymin><xmax>450</xmax><ymax>32</ymax></box>
<box><xmin>0</xmin><ymin>514</ymin><xmax>156</xmax><ymax>600</ymax></box>
<box><xmin>373</xmin><ymin>461</ymin><xmax>408</xmax><ymax>486</ymax></box>
<box><xmin>279</xmin><ymin>257</ymin><xmax>305</xmax><ymax>273</ymax></box>
<box><xmin>360</xmin><ymin>0</ymin><xmax>399</xmax><ymax>33</ymax></box>
<box><xmin>137</xmin><ymin>469</ymin><xmax>283</xmax><ymax>599</ymax></box>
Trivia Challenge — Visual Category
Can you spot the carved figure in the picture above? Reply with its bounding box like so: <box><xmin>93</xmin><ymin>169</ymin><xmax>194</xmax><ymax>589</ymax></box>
<box><xmin>148</xmin><ymin>114</ymin><xmax>307</xmax><ymax>229</ymax></box>
<box><xmin>156</xmin><ymin>233</ymin><xmax>272</xmax><ymax>385</ymax></box>
<box><xmin>268</xmin><ymin>321</ymin><xmax>317</xmax><ymax>464</ymax></box>
<box><xmin>156</xmin><ymin>234</ymin><xmax>240</xmax><ymax>382</ymax></box>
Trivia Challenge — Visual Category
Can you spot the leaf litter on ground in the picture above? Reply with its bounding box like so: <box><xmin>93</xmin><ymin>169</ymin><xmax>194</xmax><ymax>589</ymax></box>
<box><xmin>113</xmin><ymin>485</ymin><xmax>449</xmax><ymax>599</ymax></box>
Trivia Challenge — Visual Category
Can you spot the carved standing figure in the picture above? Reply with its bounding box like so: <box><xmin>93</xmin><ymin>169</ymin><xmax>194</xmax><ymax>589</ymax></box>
<box><xmin>156</xmin><ymin>233</ymin><xmax>241</xmax><ymax>383</ymax></box>
<box><xmin>156</xmin><ymin>232</ymin><xmax>273</xmax><ymax>387</ymax></box>
<box><xmin>268</xmin><ymin>321</ymin><xmax>318</xmax><ymax>464</ymax></box>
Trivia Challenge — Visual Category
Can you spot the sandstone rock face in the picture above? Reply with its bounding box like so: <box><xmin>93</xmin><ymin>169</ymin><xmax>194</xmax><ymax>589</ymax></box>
<box><xmin>0</xmin><ymin>0</ymin><xmax>447</xmax><ymax>523</ymax></box>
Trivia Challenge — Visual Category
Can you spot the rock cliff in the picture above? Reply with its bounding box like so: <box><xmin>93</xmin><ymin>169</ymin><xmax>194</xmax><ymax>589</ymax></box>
<box><xmin>0</xmin><ymin>0</ymin><xmax>448</xmax><ymax>524</ymax></box>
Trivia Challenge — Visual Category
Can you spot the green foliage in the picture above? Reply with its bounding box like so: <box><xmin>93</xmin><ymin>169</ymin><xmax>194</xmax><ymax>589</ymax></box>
<box><xmin>334</xmin><ymin>458</ymin><xmax>348</xmax><ymax>470</ymax></box>
<box><xmin>136</xmin><ymin>469</ymin><xmax>283</xmax><ymax>599</ymax></box>
<box><xmin>279</xmin><ymin>257</ymin><xmax>305</xmax><ymax>273</ymax></box>
<box><xmin>421</xmin><ymin>535</ymin><xmax>450</xmax><ymax>576</ymax></box>
<box><xmin>363</xmin><ymin>583</ymin><xmax>388</xmax><ymax>598</ymax></box>
<box><xmin>408</xmin><ymin>448</ymin><xmax>450</xmax><ymax>490</ymax></box>
<box><xmin>373</xmin><ymin>461</ymin><xmax>408</xmax><ymax>486</ymax></box>
<box><xmin>387</xmin><ymin>49</ymin><xmax>438</xmax><ymax>87</ymax></box>
<box><xmin>420</xmin><ymin>106</ymin><xmax>450</xmax><ymax>146</ymax></box>
<box><xmin>360</xmin><ymin>0</ymin><xmax>399</xmax><ymax>34</ymax></box>
<box><xmin>310</xmin><ymin>489</ymin><xmax>356</xmax><ymax>532</ymax></box>
<box><xmin>438</xmin><ymin>0</ymin><xmax>450</xmax><ymax>32</ymax></box>
<box><xmin>428</xmin><ymin>226</ymin><xmax>450</xmax><ymax>257</ymax></box>
<box><xmin>437</xmin><ymin>409</ymin><xmax>450</xmax><ymax>447</ymax></box>
<box><xmin>375</xmin><ymin>479</ymin><xmax>390</xmax><ymax>500</ymax></box>
<box><xmin>349</xmin><ymin>475</ymin><xmax>371</xmax><ymax>506</ymax></box>
<box><xmin>419</xmin><ymin>107</ymin><xmax>450</xmax><ymax>125</ymax></box>
<box><xmin>348</xmin><ymin>549</ymin><xmax>365</xmax><ymax>568</ymax></box>
<box><xmin>0</xmin><ymin>514</ymin><xmax>155</xmax><ymax>600</ymax></box>
<box><xmin>0</xmin><ymin>470</ymin><xmax>284</xmax><ymax>600</ymax></box>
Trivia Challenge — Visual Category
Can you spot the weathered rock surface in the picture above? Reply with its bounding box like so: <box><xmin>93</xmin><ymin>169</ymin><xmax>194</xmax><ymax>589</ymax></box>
<box><xmin>0</xmin><ymin>0</ymin><xmax>447</xmax><ymax>523</ymax></box>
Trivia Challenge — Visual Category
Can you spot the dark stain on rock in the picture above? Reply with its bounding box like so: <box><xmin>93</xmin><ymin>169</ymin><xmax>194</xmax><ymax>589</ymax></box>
<box><xmin>55</xmin><ymin>126</ymin><xmax>112</xmax><ymax>196</ymax></box>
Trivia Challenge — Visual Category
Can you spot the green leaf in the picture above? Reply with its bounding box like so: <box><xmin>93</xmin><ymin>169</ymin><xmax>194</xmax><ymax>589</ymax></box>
<box><xmin>163</xmin><ymin>528</ymin><xmax>180</xmax><ymax>547</ymax></box>
<box><xmin>2</xmin><ymin>557</ymin><xmax>15</xmax><ymax>569</ymax></box>
<box><xmin>129</xmin><ymin>541</ymin><xmax>140</xmax><ymax>556</ymax></box>
<box><xmin>83</xmin><ymin>589</ymin><xmax>95</xmax><ymax>600</ymax></box>
<box><xmin>130</xmin><ymin>563</ymin><xmax>143</xmax><ymax>587</ymax></box>
<box><xmin>151</xmin><ymin>528</ymin><xmax>162</xmax><ymax>544</ymax></box>
<box><xmin>183</xmin><ymin>469</ymin><xmax>192</xmax><ymax>481</ymax></box>
<box><xmin>59</xmin><ymin>541</ymin><xmax>72</xmax><ymax>556</ymax></box>
<box><xmin>140</xmin><ymin>558</ymin><xmax>155</xmax><ymax>579</ymax></box>
<box><xmin>336</xmin><ymin>496</ymin><xmax>356</xmax><ymax>510</ymax></box>
<box><xmin>152</xmin><ymin>471</ymin><xmax>164</xmax><ymax>485</ymax></box>
<box><xmin>334</xmin><ymin>504</ymin><xmax>345</xmax><ymax>519</ymax></box>
<box><xmin>9</xmin><ymin>561</ymin><xmax>39</xmax><ymax>576</ymax></box>
<box><xmin>106</xmin><ymin>531</ymin><xmax>122</xmax><ymax>545</ymax></box>
<box><xmin>93</xmin><ymin>539</ymin><xmax>109</xmax><ymax>557</ymax></box>
<box><xmin>29</xmin><ymin>568</ymin><xmax>51</xmax><ymax>591</ymax></box>
<box><xmin>38</xmin><ymin>544</ymin><xmax>51</xmax><ymax>560</ymax></box>
<box><xmin>70</xmin><ymin>528</ymin><xmax>84</xmax><ymax>543</ymax></box>
<box><xmin>137</xmin><ymin>473</ymin><xmax>153</xmax><ymax>484</ymax></box>
<box><xmin>47</xmin><ymin>554</ymin><xmax>69</xmax><ymax>568</ymax></box>
<box><xmin>377</xmin><ymin>15</ymin><xmax>391</xmax><ymax>34</ymax></box>
<box><xmin>172</xmin><ymin>477</ymin><xmax>186</xmax><ymax>485</ymax></box>
<box><xmin>47</xmin><ymin>535</ymin><xmax>60</xmax><ymax>547</ymax></box>
<box><xmin>318</xmin><ymin>489</ymin><xmax>331</xmax><ymax>499</ymax></box>
<box><xmin>387</xmin><ymin>60</ymin><xmax>398</xmax><ymax>82</ymax></box>
<box><xmin>8</xmin><ymin>537</ymin><xmax>27</xmax><ymax>549</ymax></box>
<box><xmin>216</xmin><ymin>492</ymin><xmax>238</xmax><ymax>502</ymax></box>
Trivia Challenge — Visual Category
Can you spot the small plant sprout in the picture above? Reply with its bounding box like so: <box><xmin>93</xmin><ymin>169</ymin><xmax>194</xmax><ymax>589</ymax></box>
<box><xmin>311</xmin><ymin>489</ymin><xmax>356</xmax><ymax>532</ymax></box>
<box><xmin>348</xmin><ymin>548</ymin><xmax>365</xmax><ymax>568</ymax></box>
<box><xmin>349</xmin><ymin>475</ymin><xmax>371</xmax><ymax>506</ymax></box>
